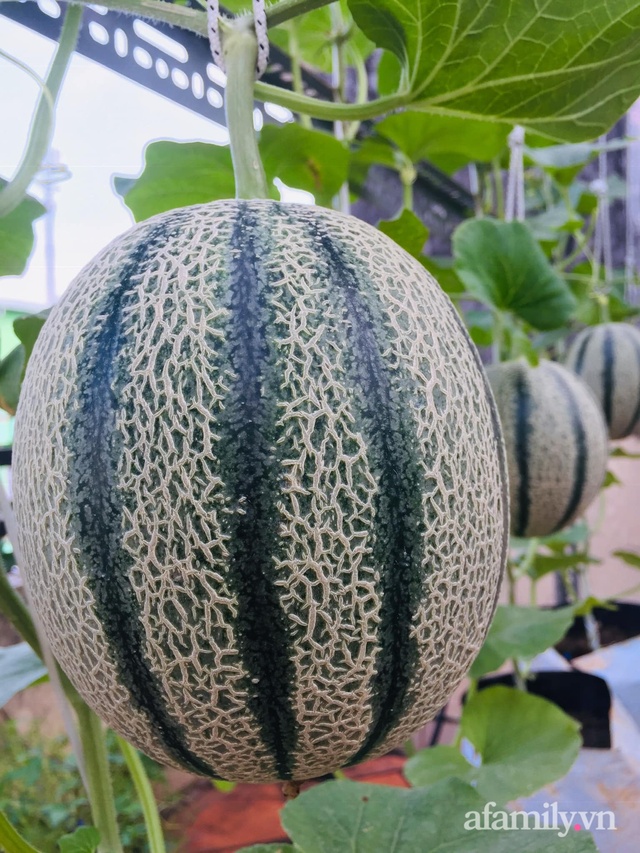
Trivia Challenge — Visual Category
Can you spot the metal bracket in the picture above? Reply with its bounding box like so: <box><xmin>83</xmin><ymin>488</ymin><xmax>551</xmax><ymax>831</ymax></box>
<box><xmin>0</xmin><ymin>0</ymin><xmax>333</xmax><ymax>125</ymax></box>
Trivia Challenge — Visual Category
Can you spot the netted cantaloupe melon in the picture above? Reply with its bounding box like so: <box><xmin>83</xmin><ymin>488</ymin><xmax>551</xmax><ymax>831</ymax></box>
<box><xmin>487</xmin><ymin>359</ymin><xmax>607</xmax><ymax>538</ymax></box>
<box><xmin>565</xmin><ymin>322</ymin><xmax>640</xmax><ymax>439</ymax></box>
<box><xmin>13</xmin><ymin>200</ymin><xmax>508</xmax><ymax>782</ymax></box>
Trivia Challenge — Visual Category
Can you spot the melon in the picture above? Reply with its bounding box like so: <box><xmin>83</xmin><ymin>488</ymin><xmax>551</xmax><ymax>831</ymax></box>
<box><xmin>13</xmin><ymin>200</ymin><xmax>508</xmax><ymax>783</ymax></box>
<box><xmin>487</xmin><ymin>359</ymin><xmax>607</xmax><ymax>538</ymax></box>
<box><xmin>565</xmin><ymin>322</ymin><xmax>640</xmax><ymax>439</ymax></box>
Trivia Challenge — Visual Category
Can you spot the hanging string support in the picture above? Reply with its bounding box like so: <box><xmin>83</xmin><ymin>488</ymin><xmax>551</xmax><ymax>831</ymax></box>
<box><xmin>505</xmin><ymin>125</ymin><xmax>525</xmax><ymax>223</ymax></box>
<box><xmin>207</xmin><ymin>0</ymin><xmax>269</xmax><ymax>78</ymax></box>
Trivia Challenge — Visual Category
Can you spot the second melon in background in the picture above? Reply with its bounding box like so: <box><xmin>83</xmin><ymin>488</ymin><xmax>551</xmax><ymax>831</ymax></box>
<box><xmin>487</xmin><ymin>360</ymin><xmax>608</xmax><ymax>538</ymax></box>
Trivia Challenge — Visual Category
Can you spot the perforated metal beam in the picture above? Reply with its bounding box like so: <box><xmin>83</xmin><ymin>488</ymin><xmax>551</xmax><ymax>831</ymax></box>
<box><xmin>0</xmin><ymin>0</ymin><xmax>333</xmax><ymax>125</ymax></box>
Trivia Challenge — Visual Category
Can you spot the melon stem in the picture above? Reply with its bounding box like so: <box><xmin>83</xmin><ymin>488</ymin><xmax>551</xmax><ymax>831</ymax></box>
<box><xmin>222</xmin><ymin>20</ymin><xmax>270</xmax><ymax>201</ymax></box>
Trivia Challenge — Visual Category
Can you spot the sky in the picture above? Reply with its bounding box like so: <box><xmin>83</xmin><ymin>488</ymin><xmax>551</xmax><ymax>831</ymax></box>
<box><xmin>0</xmin><ymin>10</ymin><xmax>305</xmax><ymax>313</ymax></box>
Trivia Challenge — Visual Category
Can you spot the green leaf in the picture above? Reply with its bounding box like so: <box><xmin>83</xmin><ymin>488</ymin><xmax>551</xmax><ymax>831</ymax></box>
<box><xmin>349</xmin><ymin>0</ymin><xmax>640</xmax><ymax>142</ymax></box>
<box><xmin>0</xmin><ymin>180</ymin><xmax>46</xmax><ymax>278</ymax></box>
<box><xmin>471</xmin><ymin>605</ymin><xmax>575</xmax><ymax>678</ymax></box>
<box><xmin>0</xmin><ymin>643</ymin><xmax>48</xmax><ymax>709</ymax></box>
<box><xmin>422</xmin><ymin>255</ymin><xmax>464</xmax><ymax>296</ymax></box>
<box><xmin>614</xmin><ymin>550</ymin><xmax>640</xmax><ymax>569</ymax></box>
<box><xmin>524</xmin><ymin>139</ymin><xmax>631</xmax><ymax>186</ymax></box>
<box><xmin>406</xmin><ymin>687</ymin><xmax>581</xmax><ymax>805</ymax></box>
<box><xmin>528</xmin><ymin>552</ymin><xmax>599</xmax><ymax>581</ymax></box>
<box><xmin>378</xmin><ymin>210</ymin><xmax>429</xmax><ymax>258</ymax></box>
<box><xmin>281</xmin><ymin>777</ymin><xmax>594</xmax><ymax>852</ymax></box>
<box><xmin>527</xmin><ymin>204</ymin><xmax>584</xmax><ymax>243</ymax></box>
<box><xmin>0</xmin><ymin>346</ymin><xmax>25</xmax><ymax>416</ymax></box>
<box><xmin>465</xmin><ymin>309</ymin><xmax>494</xmax><ymax>348</ymax></box>
<box><xmin>573</xmin><ymin>596</ymin><xmax>616</xmax><ymax>617</ymax></box>
<box><xmin>212</xmin><ymin>779</ymin><xmax>236</xmax><ymax>793</ymax></box>
<box><xmin>269</xmin><ymin>2</ymin><xmax>374</xmax><ymax>74</ymax></box>
<box><xmin>0</xmin><ymin>810</ymin><xmax>44</xmax><ymax>853</ymax></box>
<box><xmin>114</xmin><ymin>141</ymin><xmax>238</xmax><ymax>221</ymax></box>
<box><xmin>377</xmin><ymin>113</ymin><xmax>508</xmax><ymax>174</ymax></box>
<box><xmin>13</xmin><ymin>313</ymin><xmax>48</xmax><ymax>379</ymax></box>
<box><xmin>348</xmin><ymin>136</ymin><xmax>399</xmax><ymax>194</ymax></box>
<box><xmin>453</xmin><ymin>219</ymin><xmax>576</xmax><ymax>330</ymax></box>
<box><xmin>57</xmin><ymin>827</ymin><xmax>100</xmax><ymax>853</ymax></box>
<box><xmin>610</xmin><ymin>447</ymin><xmax>640</xmax><ymax>459</ymax></box>
<box><xmin>603</xmin><ymin>470</ymin><xmax>622</xmax><ymax>488</ymax></box>
<box><xmin>259</xmin><ymin>125</ymin><xmax>349</xmax><ymax>207</ymax></box>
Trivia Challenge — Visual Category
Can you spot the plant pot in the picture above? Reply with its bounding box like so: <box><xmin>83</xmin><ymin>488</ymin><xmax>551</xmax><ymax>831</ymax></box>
<box><xmin>555</xmin><ymin>602</ymin><xmax>640</xmax><ymax>660</ymax></box>
<box><xmin>478</xmin><ymin>671</ymin><xmax>612</xmax><ymax>749</ymax></box>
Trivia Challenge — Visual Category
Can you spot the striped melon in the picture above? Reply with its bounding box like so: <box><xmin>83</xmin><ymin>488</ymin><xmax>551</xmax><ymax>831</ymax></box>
<box><xmin>13</xmin><ymin>200</ymin><xmax>508</xmax><ymax>783</ymax></box>
<box><xmin>565</xmin><ymin>322</ymin><xmax>640</xmax><ymax>439</ymax></box>
<box><xmin>487</xmin><ymin>359</ymin><xmax>607</xmax><ymax>538</ymax></box>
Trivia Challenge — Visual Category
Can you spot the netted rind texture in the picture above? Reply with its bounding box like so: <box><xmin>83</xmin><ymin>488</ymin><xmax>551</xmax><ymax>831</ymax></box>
<box><xmin>565</xmin><ymin>322</ymin><xmax>640</xmax><ymax>440</ymax></box>
<box><xmin>13</xmin><ymin>200</ymin><xmax>508</xmax><ymax>782</ymax></box>
<box><xmin>487</xmin><ymin>360</ymin><xmax>607</xmax><ymax>538</ymax></box>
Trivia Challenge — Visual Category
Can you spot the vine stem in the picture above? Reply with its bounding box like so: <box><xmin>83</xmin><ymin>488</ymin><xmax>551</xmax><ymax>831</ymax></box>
<box><xmin>253</xmin><ymin>82</ymin><xmax>408</xmax><ymax>121</ymax></box>
<box><xmin>0</xmin><ymin>811</ymin><xmax>42</xmax><ymax>853</ymax></box>
<box><xmin>0</xmin><ymin>3</ymin><xmax>82</xmax><ymax>217</ymax></box>
<box><xmin>222</xmin><ymin>20</ymin><xmax>269</xmax><ymax>200</ymax></box>
<box><xmin>0</xmin><ymin>484</ymin><xmax>123</xmax><ymax>851</ymax></box>
<box><xmin>0</xmin><ymin>561</ymin><xmax>41</xmax><ymax>657</ymax></box>
<box><xmin>73</xmin><ymin>703</ymin><xmax>124</xmax><ymax>853</ymax></box>
<box><xmin>330</xmin><ymin>3</ymin><xmax>350</xmax><ymax>214</ymax></box>
<box><xmin>117</xmin><ymin>737</ymin><xmax>166</xmax><ymax>853</ymax></box>
<box><xmin>287</xmin><ymin>22</ymin><xmax>312</xmax><ymax>130</ymax></box>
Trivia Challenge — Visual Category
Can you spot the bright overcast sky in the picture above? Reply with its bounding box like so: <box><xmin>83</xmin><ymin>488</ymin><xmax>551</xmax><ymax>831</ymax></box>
<box><xmin>0</xmin><ymin>11</ymin><xmax>279</xmax><ymax>312</ymax></box>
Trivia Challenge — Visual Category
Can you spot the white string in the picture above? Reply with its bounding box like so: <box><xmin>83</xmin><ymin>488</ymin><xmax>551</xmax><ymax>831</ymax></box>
<box><xmin>505</xmin><ymin>125</ymin><xmax>525</xmax><ymax>223</ymax></box>
<box><xmin>591</xmin><ymin>134</ymin><xmax>613</xmax><ymax>292</ymax></box>
<box><xmin>207</xmin><ymin>0</ymin><xmax>269</xmax><ymax>78</ymax></box>
<box><xmin>625</xmin><ymin>107</ymin><xmax>640</xmax><ymax>304</ymax></box>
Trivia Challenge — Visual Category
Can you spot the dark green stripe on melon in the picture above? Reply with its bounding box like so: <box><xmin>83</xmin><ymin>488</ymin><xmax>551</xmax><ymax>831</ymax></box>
<box><xmin>214</xmin><ymin>204</ymin><xmax>297</xmax><ymax>780</ymax></box>
<box><xmin>621</xmin><ymin>326</ymin><xmax>640</xmax><ymax>435</ymax></box>
<box><xmin>602</xmin><ymin>327</ymin><xmax>615</xmax><ymax>429</ymax></box>
<box><xmin>572</xmin><ymin>332</ymin><xmax>591</xmax><ymax>374</ymax></box>
<box><xmin>513</xmin><ymin>371</ymin><xmax>532</xmax><ymax>538</ymax></box>
<box><xmin>67</xmin><ymin>217</ymin><xmax>219</xmax><ymax>778</ymax></box>
<box><xmin>548</xmin><ymin>366</ymin><xmax>588</xmax><ymax>533</ymax></box>
<box><xmin>307</xmin><ymin>222</ymin><xmax>425</xmax><ymax>764</ymax></box>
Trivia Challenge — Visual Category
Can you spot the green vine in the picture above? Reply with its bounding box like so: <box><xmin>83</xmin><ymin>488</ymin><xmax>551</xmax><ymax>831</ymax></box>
<box><xmin>0</xmin><ymin>4</ymin><xmax>82</xmax><ymax>217</ymax></box>
<box><xmin>253</xmin><ymin>82</ymin><xmax>409</xmax><ymax>121</ymax></box>
<box><xmin>116</xmin><ymin>738</ymin><xmax>166</xmax><ymax>853</ymax></box>
<box><xmin>0</xmin><ymin>811</ymin><xmax>43</xmax><ymax>853</ymax></box>
<box><xmin>222</xmin><ymin>19</ymin><xmax>269</xmax><ymax>199</ymax></box>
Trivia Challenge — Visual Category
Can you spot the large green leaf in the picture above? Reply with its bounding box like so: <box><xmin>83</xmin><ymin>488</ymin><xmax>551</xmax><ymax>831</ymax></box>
<box><xmin>470</xmin><ymin>605</ymin><xmax>575</xmax><ymax>678</ymax></box>
<box><xmin>113</xmin><ymin>141</ymin><xmax>238</xmax><ymax>221</ymax></box>
<box><xmin>0</xmin><ymin>642</ymin><xmax>48</xmax><ymax>708</ymax></box>
<box><xmin>377</xmin><ymin>113</ymin><xmax>508</xmax><ymax>174</ymax></box>
<box><xmin>453</xmin><ymin>219</ymin><xmax>576</xmax><ymax>329</ymax></box>
<box><xmin>259</xmin><ymin>124</ymin><xmax>349</xmax><ymax>206</ymax></box>
<box><xmin>405</xmin><ymin>686</ymin><xmax>581</xmax><ymax>805</ymax></box>
<box><xmin>115</xmin><ymin>128</ymin><xmax>348</xmax><ymax>220</ymax></box>
<box><xmin>348</xmin><ymin>0</ymin><xmax>640</xmax><ymax>141</ymax></box>
<box><xmin>276</xmin><ymin>777</ymin><xmax>595</xmax><ymax>852</ymax></box>
<box><xmin>0</xmin><ymin>180</ymin><xmax>46</xmax><ymax>277</ymax></box>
